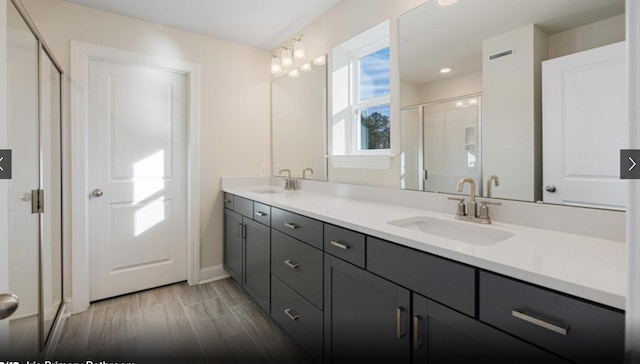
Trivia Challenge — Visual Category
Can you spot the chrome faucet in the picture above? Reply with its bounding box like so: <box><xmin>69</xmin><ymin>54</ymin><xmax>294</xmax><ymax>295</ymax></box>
<box><xmin>302</xmin><ymin>168</ymin><xmax>314</xmax><ymax>179</ymax></box>
<box><xmin>487</xmin><ymin>175</ymin><xmax>500</xmax><ymax>198</ymax></box>
<box><xmin>449</xmin><ymin>177</ymin><xmax>501</xmax><ymax>224</ymax></box>
<box><xmin>279</xmin><ymin>169</ymin><xmax>297</xmax><ymax>190</ymax></box>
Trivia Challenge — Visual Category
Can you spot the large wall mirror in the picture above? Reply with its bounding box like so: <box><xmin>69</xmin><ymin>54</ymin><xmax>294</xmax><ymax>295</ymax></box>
<box><xmin>272</xmin><ymin>58</ymin><xmax>328</xmax><ymax>181</ymax></box>
<box><xmin>399</xmin><ymin>0</ymin><xmax>626</xmax><ymax>209</ymax></box>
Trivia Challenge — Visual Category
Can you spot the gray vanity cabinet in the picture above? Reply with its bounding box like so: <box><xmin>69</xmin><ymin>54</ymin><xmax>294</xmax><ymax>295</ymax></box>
<box><xmin>412</xmin><ymin>295</ymin><xmax>570</xmax><ymax>363</ymax></box>
<box><xmin>324</xmin><ymin>254</ymin><xmax>411</xmax><ymax>363</ymax></box>
<box><xmin>223</xmin><ymin>193</ymin><xmax>271</xmax><ymax>313</ymax></box>
<box><xmin>479</xmin><ymin>271</ymin><xmax>625</xmax><ymax>363</ymax></box>
<box><xmin>243</xmin><ymin>218</ymin><xmax>270</xmax><ymax>312</ymax></box>
<box><xmin>223</xmin><ymin>208</ymin><xmax>243</xmax><ymax>285</ymax></box>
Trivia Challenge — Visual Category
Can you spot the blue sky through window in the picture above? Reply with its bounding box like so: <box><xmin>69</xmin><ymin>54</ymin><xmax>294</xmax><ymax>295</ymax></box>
<box><xmin>359</xmin><ymin>47</ymin><xmax>390</xmax><ymax>102</ymax></box>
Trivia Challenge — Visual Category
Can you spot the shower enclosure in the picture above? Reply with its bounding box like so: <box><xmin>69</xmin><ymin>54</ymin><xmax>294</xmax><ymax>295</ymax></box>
<box><xmin>0</xmin><ymin>0</ymin><xmax>64</xmax><ymax>357</ymax></box>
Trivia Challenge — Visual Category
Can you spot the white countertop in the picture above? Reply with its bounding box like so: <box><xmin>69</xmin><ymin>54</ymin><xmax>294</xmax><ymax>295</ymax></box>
<box><xmin>223</xmin><ymin>184</ymin><xmax>626</xmax><ymax>310</ymax></box>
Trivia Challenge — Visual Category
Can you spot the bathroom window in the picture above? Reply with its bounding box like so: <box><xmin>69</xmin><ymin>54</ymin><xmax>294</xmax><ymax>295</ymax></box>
<box><xmin>331</xmin><ymin>20</ymin><xmax>392</xmax><ymax>169</ymax></box>
<box><xmin>353</xmin><ymin>41</ymin><xmax>390</xmax><ymax>151</ymax></box>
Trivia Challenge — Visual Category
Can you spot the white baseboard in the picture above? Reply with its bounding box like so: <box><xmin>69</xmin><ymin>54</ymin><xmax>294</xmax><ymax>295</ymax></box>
<box><xmin>198</xmin><ymin>265</ymin><xmax>230</xmax><ymax>284</ymax></box>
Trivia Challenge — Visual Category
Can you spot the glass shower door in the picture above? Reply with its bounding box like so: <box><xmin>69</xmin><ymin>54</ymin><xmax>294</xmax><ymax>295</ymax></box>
<box><xmin>6</xmin><ymin>0</ymin><xmax>41</xmax><ymax>356</ymax></box>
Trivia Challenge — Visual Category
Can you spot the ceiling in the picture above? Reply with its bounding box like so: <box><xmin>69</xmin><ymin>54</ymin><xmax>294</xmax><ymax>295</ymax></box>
<box><xmin>62</xmin><ymin>0</ymin><xmax>343</xmax><ymax>50</ymax></box>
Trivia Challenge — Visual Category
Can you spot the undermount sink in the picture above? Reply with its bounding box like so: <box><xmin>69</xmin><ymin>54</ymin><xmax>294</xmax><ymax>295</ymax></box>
<box><xmin>387</xmin><ymin>216</ymin><xmax>514</xmax><ymax>246</ymax></box>
<box><xmin>249</xmin><ymin>187</ymin><xmax>284</xmax><ymax>194</ymax></box>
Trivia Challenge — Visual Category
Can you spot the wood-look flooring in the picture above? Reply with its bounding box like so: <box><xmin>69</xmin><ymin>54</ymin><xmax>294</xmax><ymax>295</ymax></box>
<box><xmin>54</xmin><ymin>278</ymin><xmax>314</xmax><ymax>364</ymax></box>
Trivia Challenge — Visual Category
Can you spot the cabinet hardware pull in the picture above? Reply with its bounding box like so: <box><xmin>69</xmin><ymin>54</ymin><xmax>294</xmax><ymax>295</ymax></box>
<box><xmin>413</xmin><ymin>315</ymin><xmax>423</xmax><ymax>350</ymax></box>
<box><xmin>330</xmin><ymin>240</ymin><xmax>350</xmax><ymax>250</ymax></box>
<box><xmin>284</xmin><ymin>308</ymin><xmax>300</xmax><ymax>321</ymax></box>
<box><xmin>224</xmin><ymin>199</ymin><xmax>232</xmax><ymax>204</ymax></box>
<box><xmin>255</xmin><ymin>211</ymin><xmax>267</xmax><ymax>217</ymax></box>
<box><xmin>237</xmin><ymin>222</ymin><xmax>243</xmax><ymax>237</ymax></box>
<box><xmin>284</xmin><ymin>222</ymin><xmax>299</xmax><ymax>230</ymax></box>
<box><xmin>396</xmin><ymin>307</ymin><xmax>405</xmax><ymax>339</ymax></box>
<box><xmin>512</xmin><ymin>308</ymin><xmax>568</xmax><ymax>336</ymax></box>
<box><xmin>284</xmin><ymin>260</ymin><xmax>299</xmax><ymax>269</ymax></box>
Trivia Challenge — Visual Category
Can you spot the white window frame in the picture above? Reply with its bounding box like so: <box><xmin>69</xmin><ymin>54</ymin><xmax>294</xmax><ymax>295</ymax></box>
<box><xmin>329</xmin><ymin>20</ymin><xmax>394</xmax><ymax>169</ymax></box>
<box><xmin>351</xmin><ymin>38</ymin><xmax>391</xmax><ymax>155</ymax></box>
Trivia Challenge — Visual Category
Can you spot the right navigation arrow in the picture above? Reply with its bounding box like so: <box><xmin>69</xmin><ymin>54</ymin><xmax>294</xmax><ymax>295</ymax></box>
<box><xmin>630</xmin><ymin>156</ymin><xmax>637</xmax><ymax>172</ymax></box>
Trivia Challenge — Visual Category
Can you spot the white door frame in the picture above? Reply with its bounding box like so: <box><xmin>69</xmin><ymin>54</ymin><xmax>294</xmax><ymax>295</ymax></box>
<box><xmin>70</xmin><ymin>41</ymin><xmax>200</xmax><ymax>314</ymax></box>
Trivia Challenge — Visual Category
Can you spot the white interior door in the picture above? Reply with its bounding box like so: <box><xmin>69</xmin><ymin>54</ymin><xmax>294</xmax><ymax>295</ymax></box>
<box><xmin>88</xmin><ymin>58</ymin><xmax>188</xmax><ymax>301</ymax></box>
<box><xmin>543</xmin><ymin>41</ymin><xmax>627</xmax><ymax>209</ymax></box>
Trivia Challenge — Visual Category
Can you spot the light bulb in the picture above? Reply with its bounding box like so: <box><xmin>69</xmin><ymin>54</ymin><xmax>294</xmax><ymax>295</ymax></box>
<box><xmin>281</xmin><ymin>49</ymin><xmax>293</xmax><ymax>67</ymax></box>
<box><xmin>300</xmin><ymin>63</ymin><xmax>312</xmax><ymax>72</ymax></box>
<box><xmin>440</xmin><ymin>67</ymin><xmax>452</xmax><ymax>74</ymax></box>
<box><xmin>288</xmin><ymin>69</ymin><xmax>300</xmax><ymax>78</ymax></box>
<box><xmin>294</xmin><ymin>40</ymin><xmax>306</xmax><ymax>60</ymax></box>
<box><xmin>312</xmin><ymin>55</ymin><xmax>326</xmax><ymax>65</ymax></box>
<box><xmin>271</xmin><ymin>57</ymin><xmax>282</xmax><ymax>74</ymax></box>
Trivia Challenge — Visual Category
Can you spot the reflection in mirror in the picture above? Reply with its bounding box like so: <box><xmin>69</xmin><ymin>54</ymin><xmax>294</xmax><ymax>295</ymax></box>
<box><xmin>399</xmin><ymin>0</ymin><xmax>625</xmax><ymax>208</ymax></box>
<box><xmin>272</xmin><ymin>57</ymin><xmax>327</xmax><ymax>181</ymax></box>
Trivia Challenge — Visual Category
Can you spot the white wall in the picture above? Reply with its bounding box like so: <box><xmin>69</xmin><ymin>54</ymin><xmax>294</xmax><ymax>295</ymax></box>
<box><xmin>548</xmin><ymin>14</ymin><xmax>625</xmax><ymax>59</ymax></box>
<box><xmin>19</xmin><ymin>0</ymin><xmax>272</xmax><ymax>294</ymax></box>
<box><xmin>482</xmin><ymin>25</ymin><xmax>546</xmax><ymax>201</ymax></box>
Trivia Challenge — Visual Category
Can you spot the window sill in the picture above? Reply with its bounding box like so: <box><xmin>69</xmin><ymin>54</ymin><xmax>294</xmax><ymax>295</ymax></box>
<box><xmin>329</xmin><ymin>154</ymin><xmax>395</xmax><ymax>170</ymax></box>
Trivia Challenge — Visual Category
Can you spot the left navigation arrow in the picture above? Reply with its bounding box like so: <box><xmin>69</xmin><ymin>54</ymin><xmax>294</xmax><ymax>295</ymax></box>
<box><xmin>0</xmin><ymin>150</ymin><xmax>11</xmax><ymax>179</ymax></box>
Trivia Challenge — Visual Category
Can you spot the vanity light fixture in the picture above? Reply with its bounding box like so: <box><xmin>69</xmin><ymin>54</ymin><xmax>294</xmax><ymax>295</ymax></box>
<box><xmin>440</xmin><ymin>67</ymin><xmax>452</xmax><ymax>74</ymax></box>
<box><xmin>271</xmin><ymin>34</ymin><xmax>307</xmax><ymax>74</ymax></box>
<box><xmin>288</xmin><ymin>69</ymin><xmax>300</xmax><ymax>78</ymax></box>
<box><xmin>312</xmin><ymin>55</ymin><xmax>326</xmax><ymax>65</ymax></box>
<box><xmin>438</xmin><ymin>0</ymin><xmax>459</xmax><ymax>6</ymax></box>
<box><xmin>300</xmin><ymin>62</ymin><xmax>312</xmax><ymax>72</ymax></box>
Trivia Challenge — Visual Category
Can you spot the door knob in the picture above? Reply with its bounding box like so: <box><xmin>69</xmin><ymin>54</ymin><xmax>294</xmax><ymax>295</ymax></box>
<box><xmin>92</xmin><ymin>189</ymin><xmax>103</xmax><ymax>198</ymax></box>
<box><xmin>545</xmin><ymin>185</ymin><xmax>557</xmax><ymax>193</ymax></box>
<box><xmin>0</xmin><ymin>293</ymin><xmax>19</xmax><ymax>320</ymax></box>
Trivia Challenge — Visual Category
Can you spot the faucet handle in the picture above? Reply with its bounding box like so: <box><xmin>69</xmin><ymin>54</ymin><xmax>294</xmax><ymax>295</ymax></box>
<box><xmin>448</xmin><ymin>197</ymin><xmax>466</xmax><ymax>217</ymax></box>
<box><xmin>478</xmin><ymin>200</ymin><xmax>501</xmax><ymax>223</ymax></box>
<box><xmin>479</xmin><ymin>200</ymin><xmax>501</xmax><ymax>206</ymax></box>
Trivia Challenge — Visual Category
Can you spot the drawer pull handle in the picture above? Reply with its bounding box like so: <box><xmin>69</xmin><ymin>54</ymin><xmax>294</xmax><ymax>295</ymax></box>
<box><xmin>413</xmin><ymin>315</ymin><xmax>423</xmax><ymax>350</ymax></box>
<box><xmin>284</xmin><ymin>222</ymin><xmax>299</xmax><ymax>230</ymax></box>
<box><xmin>237</xmin><ymin>222</ymin><xmax>243</xmax><ymax>238</ymax></box>
<box><xmin>512</xmin><ymin>308</ymin><xmax>568</xmax><ymax>336</ymax></box>
<box><xmin>255</xmin><ymin>211</ymin><xmax>268</xmax><ymax>217</ymax></box>
<box><xmin>396</xmin><ymin>307</ymin><xmax>405</xmax><ymax>339</ymax></box>
<box><xmin>330</xmin><ymin>240</ymin><xmax>350</xmax><ymax>250</ymax></box>
<box><xmin>284</xmin><ymin>308</ymin><xmax>299</xmax><ymax>321</ymax></box>
<box><xmin>284</xmin><ymin>260</ymin><xmax>299</xmax><ymax>269</ymax></box>
<box><xmin>224</xmin><ymin>199</ymin><xmax>232</xmax><ymax>204</ymax></box>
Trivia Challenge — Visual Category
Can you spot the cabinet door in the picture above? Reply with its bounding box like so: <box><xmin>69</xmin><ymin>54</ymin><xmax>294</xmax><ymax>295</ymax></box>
<box><xmin>243</xmin><ymin>218</ymin><xmax>270</xmax><ymax>313</ymax></box>
<box><xmin>223</xmin><ymin>209</ymin><xmax>243</xmax><ymax>285</ymax></box>
<box><xmin>324</xmin><ymin>255</ymin><xmax>410</xmax><ymax>363</ymax></box>
<box><xmin>412</xmin><ymin>295</ymin><xmax>570</xmax><ymax>364</ymax></box>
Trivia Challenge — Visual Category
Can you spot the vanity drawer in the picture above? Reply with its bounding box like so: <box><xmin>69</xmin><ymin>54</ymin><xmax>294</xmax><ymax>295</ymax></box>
<box><xmin>271</xmin><ymin>230</ymin><xmax>323</xmax><ymax>308</ymax></box>
<box><xmin>234</xmin><ymin>196</ymin><xmax>254</xmax><ymax>218</ymax></box>
<box><xmin>272</xmin><ymin>207</ymin><xmax>323</xmax><ymax>249</ymax></box>
<box><xmin>366</xmin><ymin>237</ymin><xmax>476</xmax><ymax>317</ymax></box>
<box><xmin>253</xmin><ymin>202</ymin><xmax>271</xmax><ymax>226</ymax></box>
<box><xmin>271</xmin><ymin>275</ymin><xmax>323</xmax><ymax>361</ymax></box>
<box><xmin>323</xmin><ymin>224</ymin><xmax>366</xmax><ymax>268</ymax></box>
<box><xmin>223</xmin><ymin>193</ymin><xmax>234</xmax><ymax>209</ymax></box>
<box><xmin>479</xmin><ymin>271</ymin><xmax>624</xmax><ymax>364</ymax></box>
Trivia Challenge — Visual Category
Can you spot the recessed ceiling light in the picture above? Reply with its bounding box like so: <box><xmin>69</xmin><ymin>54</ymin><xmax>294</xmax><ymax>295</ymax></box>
<box><xmin>440</xmin><ymin>67</ymin><xmax>452</xmax><ymax>74</ymax></box>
